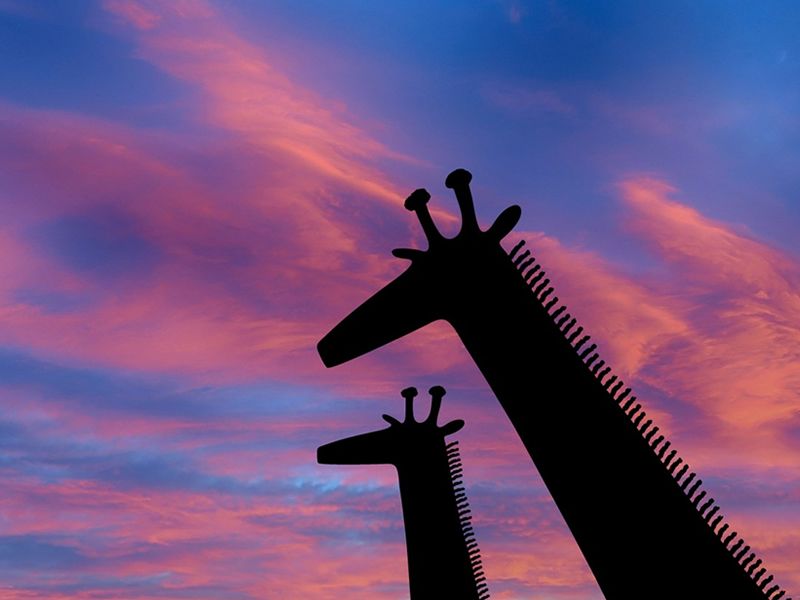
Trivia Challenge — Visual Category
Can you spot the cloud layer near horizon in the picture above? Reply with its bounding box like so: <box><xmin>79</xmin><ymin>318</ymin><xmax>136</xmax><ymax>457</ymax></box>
<box><xmin>0</xmin><ymin>1</ymin><xmax>798</xmax><ymax>598</ymax></box>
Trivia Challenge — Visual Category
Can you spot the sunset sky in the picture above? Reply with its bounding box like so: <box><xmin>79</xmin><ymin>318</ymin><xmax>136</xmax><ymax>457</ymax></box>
<box><xmin>1</xmin><ymin>1</ymin><xmax>799</xmax><ymax>598</ymax></box>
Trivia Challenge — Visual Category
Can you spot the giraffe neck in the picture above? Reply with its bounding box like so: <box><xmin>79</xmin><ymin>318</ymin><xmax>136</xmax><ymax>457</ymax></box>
<box><xmin>443</xmin><ymin>244</ymin><xmax>785</xmax><ymax>599</ymax></box>
<box><xmin>395</xmin><ymin>440</ymin><xmax>488</xmax><ymax>600</ymax></box>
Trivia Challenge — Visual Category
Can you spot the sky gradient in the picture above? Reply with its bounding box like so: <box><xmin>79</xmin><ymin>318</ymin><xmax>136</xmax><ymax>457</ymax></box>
<box><xmin>1</xmin><ymin>1</ymin><xmax>799</xmax><ymax>598</ymax></box>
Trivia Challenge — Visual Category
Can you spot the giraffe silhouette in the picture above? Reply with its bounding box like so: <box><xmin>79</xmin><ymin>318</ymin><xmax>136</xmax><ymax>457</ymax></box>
<box><xmin>318</xmin><ymin>385</ymin><xmax>489</xmax><ymax>600</ymax></box>
<box><xmin>317</xmin><ymin>169</ymin><xmax>790</xmax><ymax>599</ymax></box>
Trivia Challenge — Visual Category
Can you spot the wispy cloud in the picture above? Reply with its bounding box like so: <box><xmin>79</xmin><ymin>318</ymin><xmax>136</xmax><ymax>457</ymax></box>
<box><xmin>0</xmin><ymin>1</ymin><xmax>797</xmax><ymax>598</ymax></box>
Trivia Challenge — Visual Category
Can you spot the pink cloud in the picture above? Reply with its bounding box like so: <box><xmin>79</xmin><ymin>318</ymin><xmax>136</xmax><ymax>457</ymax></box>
<box><xmin>0</xmin><ymin>3</ymin><xmax>797</xmax><ymax>597</ymax></box>
<box><xmin>0</xmin><ymin>99</ymin><xmax>407</xmax><ymax>383</ymax></box>
<box><xmin>618</xmin><ymin>177</ymin><xmax>800</xmax><ymax>433</ymax></box>
<box><xmin>104</xmin><ymin>0</ymin><xmax>162</xmax><ymax>29</ymax></box>
<box><xmin>3</xmin><ymin>100</ymin><xmax>798</xmax><ymax>596</ymax></box>
<box><xmin>1</xmin><ymin>0</ymin><xmax>456</xmax><ymax>393</ymax></box>
<box><xmin>102</xmin><ymin>0</ymin><xmax>412</xmax><ymax>203</ymax></box>
<box><xmin>0</xmin><ymin>0</ymin><xmax>459</xmax><ymax>389</ymax></box>
<box><xmin>0</xmin><ymin>467</ymin><xmax>416</xmax><ymax>599</ymax></box>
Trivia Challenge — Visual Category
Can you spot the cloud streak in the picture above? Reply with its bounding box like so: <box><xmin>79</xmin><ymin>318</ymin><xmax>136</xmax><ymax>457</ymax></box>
<box><xmin>0</xmin><ymin>1</ymin><xmax>797</xmax><ymax>599</ymax></box>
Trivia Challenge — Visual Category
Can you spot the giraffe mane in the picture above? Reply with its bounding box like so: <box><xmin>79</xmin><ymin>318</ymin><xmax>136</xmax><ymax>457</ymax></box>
<box><xmin>508</xmin><ymin>239</ymin><xmax>791</xmax><ymax>600</ymax></box>
<box><xmin>447</xmin><ymin>439</ymin><xmax>490</xmax><ymax>600</ymax></box>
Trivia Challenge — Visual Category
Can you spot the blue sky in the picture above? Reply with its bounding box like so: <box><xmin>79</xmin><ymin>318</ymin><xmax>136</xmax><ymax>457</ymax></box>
<box><xmin>1</xmin><ymin>1</ymin><xmax>799</xmax><ymax>598</ymax></box>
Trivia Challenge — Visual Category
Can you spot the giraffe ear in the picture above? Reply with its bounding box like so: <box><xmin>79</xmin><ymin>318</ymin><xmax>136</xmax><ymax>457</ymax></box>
<box><xmin>392</xmin><ymin>248</ymin><xmax>425</xmax><ymax>261</ymax></box>
<box><xmin>440</xmin><ymin>419</ymin><xmax>464</xmax><ymax>436</ymax></box>
<box><xmin>486</xmin><ymin>205</ymin><xmax>521</xmax><ymax>242</ymax></box>
<box><xmin>382</xmin><ymin>414</ymin><xmax>401</xmax><ymax>427</ymax></box>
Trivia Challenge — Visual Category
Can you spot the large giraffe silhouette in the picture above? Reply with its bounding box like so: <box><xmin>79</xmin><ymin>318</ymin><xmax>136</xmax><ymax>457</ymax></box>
<box><xmin>318</xmin><ymin>386</ymin><xmax>489</xmax><ymax>600</ymax></box>
<box><xmin>317</xmin><ymin>169</ymin><xmax>790</xmax><ymax>599</ymax></box>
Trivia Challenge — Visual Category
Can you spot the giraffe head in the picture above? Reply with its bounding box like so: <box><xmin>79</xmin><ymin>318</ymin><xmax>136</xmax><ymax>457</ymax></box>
<box><xmin>317</xmin><ymin>386</ymin><xmax>464</xmax><ymax>467</ymax></box>
<box><xmin>318</xmin><ymin>168</ymin><xmax>521</xmax><ymax>367</ymax></box>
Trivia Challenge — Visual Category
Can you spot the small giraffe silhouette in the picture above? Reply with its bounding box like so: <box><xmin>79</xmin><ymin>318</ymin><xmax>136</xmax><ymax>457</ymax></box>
<box><xmin>318</xmin><ymin>169</ymin><xmax>790</xmax><ymax>599</ymax></box>
<box><xmin>318</xmin><ymin>385</ymin><xmax>489</xmax><ymax>600</ymax></box>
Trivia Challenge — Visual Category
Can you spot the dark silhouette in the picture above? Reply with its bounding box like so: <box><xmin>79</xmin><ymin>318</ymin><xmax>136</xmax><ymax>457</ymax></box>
<box><xmin>318</xmin><ymin>169</ymin><xmax>790</xmax><ymax>599</ymax></box>
<box><xmin>318</xmin><ymin>386</ymin><xmax>489</xmax><ymax>600</ymax></box>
